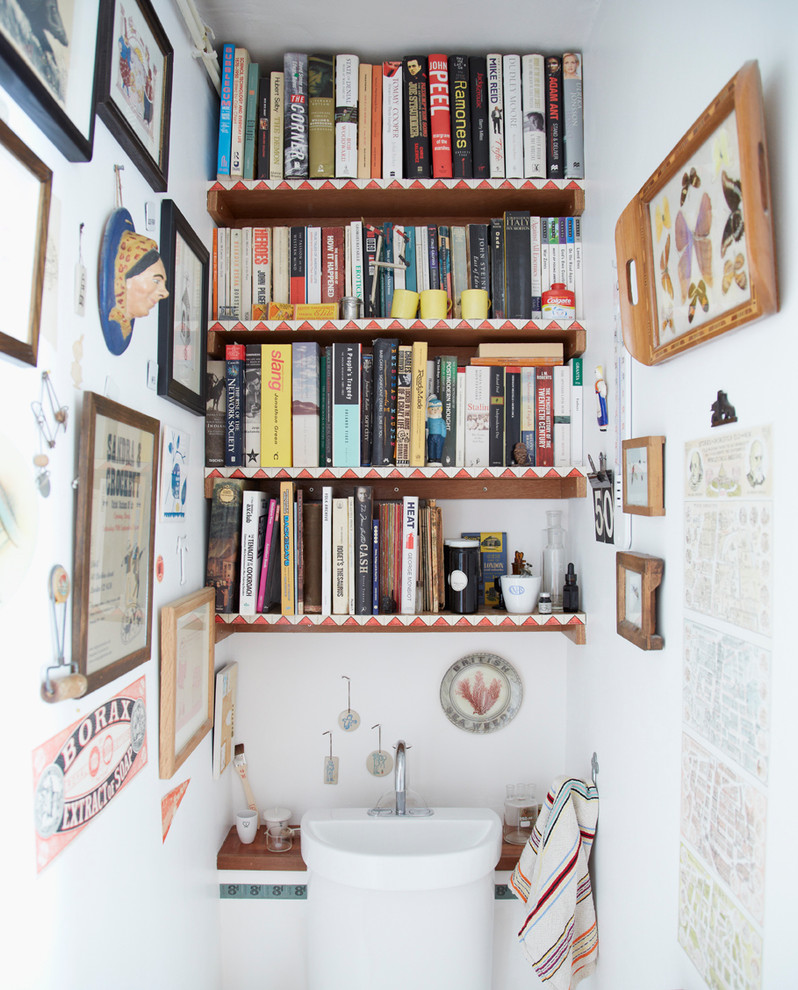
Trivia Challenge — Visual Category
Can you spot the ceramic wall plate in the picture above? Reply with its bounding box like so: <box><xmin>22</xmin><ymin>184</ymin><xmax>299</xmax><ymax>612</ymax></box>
<box><xmin>440</xmin><ymin>652</ymin><xmax>522</xmax><ymax>733</ymax></box>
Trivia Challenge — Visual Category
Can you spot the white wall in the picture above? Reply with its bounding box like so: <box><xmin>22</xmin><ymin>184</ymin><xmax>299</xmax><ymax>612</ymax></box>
<box><xmin>0</xmin><ymin>3</ymin><xmax>228</xmax><ymax>988</ymax></box>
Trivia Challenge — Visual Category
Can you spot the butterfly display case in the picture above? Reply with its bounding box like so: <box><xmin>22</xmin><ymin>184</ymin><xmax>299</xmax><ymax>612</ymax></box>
<box><xmin>614</xmin><ymin>60</ymin><xmax>778</xmax><ymax>365</ymax></box>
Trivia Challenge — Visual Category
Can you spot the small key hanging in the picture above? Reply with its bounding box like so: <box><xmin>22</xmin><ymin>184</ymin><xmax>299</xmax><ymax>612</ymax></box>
<box><xmin>323</xmin><ymin>730</ymin><xmax>339</xmax><ymax>785</ymax></box>
<box><xmin>366</xmin><ymin>724</ymin><xmax>394</xmax><ymax>777</ymax></box>
<box><xmin>337</xmin><ymin>675</ymin><xmax>360</xmax><ymax>732</ymax></box>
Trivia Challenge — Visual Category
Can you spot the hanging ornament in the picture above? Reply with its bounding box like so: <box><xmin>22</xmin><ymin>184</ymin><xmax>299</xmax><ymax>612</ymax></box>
<box><xmin>323</xmin><ymin>730</ymin><xmax>339</xmax><ymax>785</ymax></box>
<box><xmin>337</xmin><ymin>675</ymin><xmax>360</xmax><ymax>732</ymax></box>
<box><xmin>366</xmin><ymin>724</ymin><xmax>394</xmax><ymax>777</ymax></box>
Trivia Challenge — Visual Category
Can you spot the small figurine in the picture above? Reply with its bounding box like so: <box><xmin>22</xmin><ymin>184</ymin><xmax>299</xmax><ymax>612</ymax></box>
<box><xmin>710</xmin><ymin>389</ymin><xmax>737</xmax><ymax>427</ymax></box>
<box><xmin>511</xmin><ymin>551</ymin><xmax>533</xmax><ymax>575</ymax></box>
<box><xmin>512</xmin><ymin>441</ymin><xmax>529</xmax><ymax>465</ymax></box>
<box><xmin>426</xmin><ymin>395</ymin><xmax>446</xmax><ymax>464</ymax></box>
<box><xmin>594</xmin><ymin>366</ymin><xmax>608</xmax><ymax>431</ymax></box>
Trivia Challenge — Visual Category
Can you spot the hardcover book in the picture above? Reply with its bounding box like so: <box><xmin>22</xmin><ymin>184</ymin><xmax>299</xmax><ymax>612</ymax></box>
<box><xmin>545</xmin><ymin>55</ymin><xmax>563</xmax><ymax>179</ymax></box>
<box><xmin>335</xmin><ymin>54</ymin><xmax>359</xmax><ymax>178</ymax></box>
<box><xmin>244</xmin><ymin>343</ymin><xmax>261</xmax><ymax>466</ymax></box>
<box><xmin>469</xmin><ymin>55</ymin><xmax>489</xmax><ymax>178</ymax></box>
<box><xmin>402</xmin><ymin>55</ymin><xmax>431</xmax><ymax>178</ymax></box>
<box><xmin>504</xmin><ymin>366</ymin><xmax>521</xmax><ymax>464</ymax></box>
<box><xmin>395</xmin><ymin>344</ymin><xmax>413</xmax><ymax>467</ymax></box>
<box><xmin>292</xmin><ymin>341</ymin><xmax>321</xmax><ymax>467</ymax></box>
<box><xmin>562</xmin><ymin>52</ymin><xmax>584</xmax><ymax>179</ymax></box>
<box><xmin>428</xmin><ymin>54</ymin><xmax>453</xmax><ymax>178</ymax></box>
<box><xmin>206</xmin><ymin>478</ymin><xmax>245</xmax><ymax>613</ymax></box>
<box><xmin>332</xmin><ymin>342</ymin><xmax>361</xmax><ymax>466</ymax></box>
<box><xmin>489</xmin><ymin>217</ymin><xmax>505</xmax><ymax>319</ymax></box>
<box><xmin>521</xmin><ymin>366</ymin><xmax>536</xmax><ymax>463</ymax></box>
<box><xmin>212</xmin><ymin>660</ymin><xmax>237</xmax><ymax>779</ymax></box>
<box><xmin>486</xmin><ymin>54</ymin><xmax>505</xmax><ymax>178</ymax></box>
<box><xmin>503</xmin><ymin>210</ymin><xmax>532</xmax><ymax>319</ymax></box>
<box><xmin>488</xmin><ymin>364</ymin><xmax>505</xmax><ymax>466</ymax></box>
<box><xmin>225</xmin><ymin>343</ymin><xmax>246</xmax><ymax>467</ymax></box>
<box><xmin>205</xmin><ymin>359</ymin><xmax>226</xmax><ymax>467</ymax></box>
<box><xmin>400</xmin><ymin>495</ymin><xmax>419</xmax><ymax>614</ymax></box>
<box><xmin>448</xmin><ymin>55</ymin><xmax>472</xmax><ymax>178</ymax></box>
<box><xmin>535</xmin><ymin>366</ymin><xmax>554</xmax><ymax>466</ymax></box>
<box><xmin>256</xmin><ymin>74</ymin><xmax>270</xmax><ymax>179</ymax></box>
<box><xmin>216</xmin><ymin>43</ymin><xmax>235</xmax><ymax>176</ymax></box>
<box><xmin>308</xmin><ymin>53</ymin><xmax>335</xmax><ymax>178</ymax></box>
<box><xmin>410</xmin><ymin>340</ymin><xmax>428</xmax><ymax>466</ymax></box>
<box><xmin>468</xmin><ymin>223</ymin><xmax>490</xmax><ymax>292</ymax></box>
<box><xmin>279</xmin><ymin>481</ymin><xmax>296</xmax><ymax>614</ymax></box>
<box><xmin>354</xmin><ymin>486</ymin><xmax>373</xmax><ymax>615</ymax></box>
<box><xmin>261</xmin><ymin>342</ymin><xmax>292</xmax><ymax>466</ymax></box>
<box><xmin>289</xmin><ymin>226</ymin><xmax>306</xmax><ymax>305</ymax></box>
<box><xmin>372</xmin><ymin>338</ymin><xmax>398</xmax><ymax>466</ymax></box>
<box><xmin>283</xmin><ymin>52</ymin><xmax>309</xmax><ymax>178</ymax></box>
<box><xmin>360</xmin><ymin>351</ymin><xmax>373</xmax><ymax>466</ymax></box>
<box><xmin>502</xmin><ymin>55</ymin><xmax>523</xmax><ymax>178</ymax></box>
<box><xmin>382</xmin><ymin>61</ymin><xmax>403</xmax><ymax>179</ymax></box>
<box><xmin>256</xmin><ymin>497</ymin><xmax>280</xmax><ymax>612</ymax></box>
<box><xmin>439</xmin><ymin>354</ymin><xmax>458</xmax><ymax>467</ymax></box>
<box><xmin>450</xmin><ymin>225</ymin><xmax>468</xmax><ymax>319</ymax></box>
<box><xmin>521</xmin><ymin>53</ymin><xmax>546</xmax><ymax>178</ymax></box>
<box><xmin>230</xmin><ymin>47</ymin><xmax>250</xmax><ymax>177</ymax></box>
<box><xmin>530</xmin><ymin>215</ymin><xmax>542</xmax><ymax>317</ymax></box>
<box><xmin>239</xmin><ymin>490</ymin><xmax>268</xmax><ymax>614</ymax></box>
<box><xmin>269</xmin><ymin>70</ymin><xmax>284</xmax><ymax>179</ymax></box>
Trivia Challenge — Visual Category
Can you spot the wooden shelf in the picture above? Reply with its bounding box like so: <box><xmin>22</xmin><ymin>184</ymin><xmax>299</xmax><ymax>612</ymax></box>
<box><xmin>207</xmin><ymin>177</ymin><xmax>585</xmax><ymax>227</ymax></box>
<box><xmin>217</xmin><ymin>824</ymin><xmax>524</xmax><ymax>873</ymax></box>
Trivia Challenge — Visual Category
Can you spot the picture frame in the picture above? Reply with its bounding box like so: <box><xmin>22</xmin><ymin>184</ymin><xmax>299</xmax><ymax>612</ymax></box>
<box><xmin>157</xmin><ymin>200</ymin><xmax>209</xmax><ymax>414</ymax></box>
<box><xmin>615</xmin><ymin>60</ymin><xmax>778</xmax><ymax>365</ymax></box>
<box><xmin>0</xmin><ymin>0</ymin><xmax>100</xmax><ymax>162</ymax></box>
<box><xmin>72</xmin><ymin>392</ymin><xmax>160</xmax><ymax>694</ymax></box>
<box><xmin>616</xmin><ymin>551</ymin><xmax>664</xmax><ymax>651</ymax></box>
<box><xmin>622</xmin><ymin>436</ymin><xmax>665</xmax><ymax>516</ymax></box>
<box><xmin>0</xmin><ymin>119</ymin><xmax>51</xmax><ymax>366</ymax></box>
<box><xmin>159</xmin><ymin>586</ymin><xmax>215</xmax><ymax>778</ymax></box>
<box><xmin>95</xmin><ymin>0</ymin><xmax>173</xmax><ymax>192</ymax></box>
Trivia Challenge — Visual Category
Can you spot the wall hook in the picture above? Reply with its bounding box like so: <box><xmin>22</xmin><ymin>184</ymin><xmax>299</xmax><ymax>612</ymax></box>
<box><xmin>338</xmin><ymin>675</ymin><xmax>360</xmax><ymax>732</ymax></box>
<box><xmin>323</xmin><ymin>730</ymin><xmax>339</xmax><ymax>784</ymax></box>
<box><xmin>591</xmin><ymin>752</ymin><xmax>600</xmax><ymax>787</ymax></box>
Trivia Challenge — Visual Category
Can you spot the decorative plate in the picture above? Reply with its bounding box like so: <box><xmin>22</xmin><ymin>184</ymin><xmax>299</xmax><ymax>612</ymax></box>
<box><xmin>440</xmin><ymin>652</ymin><xmax>522</xmax><ymax>733</ymax></box>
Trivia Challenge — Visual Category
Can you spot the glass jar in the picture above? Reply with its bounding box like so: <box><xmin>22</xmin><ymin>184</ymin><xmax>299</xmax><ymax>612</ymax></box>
<box><xmin>541</xmin><ymin>510</ymin><xmax>567</xmax><ymax>608</ymax></box>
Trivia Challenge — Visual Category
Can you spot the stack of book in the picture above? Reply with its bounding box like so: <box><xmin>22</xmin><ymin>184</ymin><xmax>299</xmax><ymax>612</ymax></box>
<box><xmin>213</xmin><ymin>214</ymin><xmax>583</xmax><ymax>322</ymax></box>
<box><xmin>216</xmin><ymin>48</ymin><xmax>584</xmax><ymax>183</ymax></box>
<box><xmin>206</xmin><ymin>343</ymin><xmax>583</xmax><ymax>472</ymax></box>
<box><xmin>205</xmin><ymin>479</ymin><xmax>447</xmax><ymax>618</ymax></box>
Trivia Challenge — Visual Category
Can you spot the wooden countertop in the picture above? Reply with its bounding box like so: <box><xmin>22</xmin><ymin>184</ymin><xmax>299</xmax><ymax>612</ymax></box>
<box><xmin>217</xmin><ymin>825</ymin><xmax>524</xmax><ymax>873</ymax></box>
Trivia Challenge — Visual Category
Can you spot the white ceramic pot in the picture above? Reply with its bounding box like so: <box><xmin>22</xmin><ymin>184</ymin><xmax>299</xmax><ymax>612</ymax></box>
<box><xmin>500</xmin><ymin>574</ymin><xmax>542</xmax><ymax>614</ymax></box>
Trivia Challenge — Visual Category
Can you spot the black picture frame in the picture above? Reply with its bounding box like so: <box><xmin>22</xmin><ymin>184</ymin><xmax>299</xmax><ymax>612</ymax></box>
<box><xmin>95</xmin><ymin>0</ymin><xmax>173</xmax><ymax>192</ymax></box>
<box><xmin>0</xmin><ymin>0</ymin><xmax>100</xmax><ymax>162</ymax></box>
<box><xmin>158</xmin><ymin>200</ymin><xmax>209</xmax><ymax>414</ymax></box>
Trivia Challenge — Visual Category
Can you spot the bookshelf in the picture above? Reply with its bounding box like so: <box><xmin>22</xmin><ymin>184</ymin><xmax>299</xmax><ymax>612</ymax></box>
<box><xmin>204</xmin><ymin>176</ymin><xmax>588</xmax><ymax>642</ymax></box>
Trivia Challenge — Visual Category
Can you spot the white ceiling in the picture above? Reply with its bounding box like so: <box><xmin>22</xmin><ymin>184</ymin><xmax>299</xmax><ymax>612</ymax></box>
<box><xmin>190</xmin><ymin>0</ymin><xmax>602</xmax><ymax>69</ymax></box>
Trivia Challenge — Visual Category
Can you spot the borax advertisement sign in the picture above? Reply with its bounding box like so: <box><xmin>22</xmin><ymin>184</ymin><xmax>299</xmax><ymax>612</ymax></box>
<box><xmin>32</xmin><ymin>677</ymin><xmax>148</xmax><ymax>872</ymax></box>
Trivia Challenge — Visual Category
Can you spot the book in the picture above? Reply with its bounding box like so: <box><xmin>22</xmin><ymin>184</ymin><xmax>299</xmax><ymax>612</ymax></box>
<box><xmin>439</xmin><ymin>354</ymin><xmax>458</xmax><ymax>467</ymax></box>
<box><xmin>267</xmin><ymin>301</ymin><xmax>294</xmax><ymax>320</ymax></box>
<box><xmin>468</xmin><ymin>223</ymin><xmax>490</xmax><ymax>292</ymax></box>
<box><xmin>379</xmin><ymin>220</ymin><xmax>395</xmax><ymax>317</ymax></box>
<box><xmin>296</xmin><ymin>487</ymin><xmax>305</xmax><ymax>615</ymax></box>
<box><xmin>455</xmin><ymin>366</ymin><xmax>466</xmax><ymax>466</ymax></box>
<box><xmin>216</xmin><ymin>43</ymin><xmax>235</xmax><ymax>176</ymax></box>
<box><xmin>402</xmin><ymin>55</ymin><xmax>431</xmax><ymax>178</ymax></box>
<box><xmin>256</xmin><ymin>74</ymin><xmax>270</xmax><ymax>179</ymax></box>
<box><xmin>382</xmin><ymin>61</ymin><xmax>403</xmax><ymax>179</ymax></box>
<box><xmin>243</xmin><ymin>62</ymin><xmax>259</xmax><ymax>180</ymax></box>
<box><xmin>545</xmin><ymin>55</ymin><xmax>563</xmax><ymax>179</ymax></box>
<box><xmin>562</xmin><ymin>52</ymin><xmax>584</xmax><ymax>179</ymax></box>
<box><xmin>460</xmin><ymin>530</ymin><xmax>507</xmax><ymax>607</ymax></box>
<box><xmin>212</xmin><ymin>661</ymin><xmax>238</xmax><ymax>779</ymax></box>
<box><xmin>225</xmin><ymin>343</ymin><xmax>246</xmax><ymax>467</ymax></box>
<box><xmin>332</xmin><ymin>342</ymin><xmax>361</xmax><ymax>466</ymax></box>
<box><xmin>400</xmin><ymin>495</ymin><xmax>418</xmax><ymax>614</ymax></box>
<box><xmin>293</xmin><ymin>303</ymin><xmax>338</xmax><ymax>319</ymax></box>
<box><xmin>574</xmin><ymin>216</ymin><xmax>584</xmax><ymax>320</ymax></box>
<box><xmin>489</xmin><ymin>217</ymin><xmax>505</xmax><ymax>319</ymax></box>
<box><xmin>252</xmin><ymin>227</ymin><xmax>272</xmax><ymax>317</ymax></box>
<box><xmin>269</xmin><ymin>70</ymin><xmax>284</xmax><ymax>179</ymax></box>
<box><xmin>521</xmin><ymin>53</ymin><xmax>546</xmax><ymax>179</ymax></box>
<box><xmin>302</xmin><ymin>499</ymin><xmax>322</xmax><ymax>613</ymax></box>
<box><xmin>306</xmin><ymin>225</ymin><xmax>321</xmax><ymax>304</ymax></box>
<box><xmin>261</xmin><ymin>342</ymin><xmax>292</xmax><ymax>466</ymax></box>
<box><xmin>372</xmin><ymin>517</ymin><xmax>380</xmax><ymax>614</ymax></box>
<box><xmin>395</xmin><ymin>344</ymin><xmax>413</xmax><ymax>467</ymax></box>
<box><xmin>354</xmin><ymin>486</ymin><xmax>373</xmax><ymax>615</ymax></box>
<box><xmin>292</xmin><ymin>341</ymin><xmax>320</xmax><ymax>466</ymax></box>
<box><xmin>553</xmin><ymin>363</ymin><xmax>571</xmax><ymax>466</ymax></box>
<box><xmin>503</xmin><ymin>210</ymin><xmax>532</xmax><ymax>319</ymax></box>
<box><xmin>239</xmin><ymin>490</ymin><xmax>268</xmax><ymax>614</ymax></box>
<box><xmin>502</xmin><ymin>55</ymin><xmax>523</xmax><ymax>178</ymax></box>
<box><xmin>279</xmin><ymin>481</ymin><xmax>296</xmax><ymax>614</ymax></box>
<box><xmin>535</xmin><ymin>365</ymin><xmax>554</xmax><ymax>466</ymax></box>
<box><xmin>362</xmin><ymin>223</ymin><xmax>380</xmax><ymax>318</ymax></box>
<box><xmin>321</xmin><ymin>486</ymin><xmax>333</xmax><ymax>614</ymax></box>
<box><xmin>230</xmin><ymin>47</ymin><xmax>250</xmax><ymax>178</ymax></box>
<box><xmin>308</xmin><ymin>53</ymin><xmax>334</xmax><ymax>178</ymax></box>
<box><xmin>565</xmin><ymin>215</ymin><xmax>576</xmax><ymax>300</ymax></box>
<box><xmin>244</xmin><ymin>343</ymin><xmax>261</xmax><ymax>466</ymax></box>
<box><xmin>428</xmin><ymin>54</ymin><xmax>452</xmax><ymax>178</ymax></box>
<box><xmin>371</xmin><ymin>63</ymin><xmax>382</xmax><ymax>177</ymax></box>
<box><xmin>410</xmin><ymin>340</ymin><xmax>428</xmax><ymax>466</ymax></box>
<box><xmin>372</xmin><ymin>338</ymin><xmax>398</xmax><ymax>466</ymax></box>
<box><xmin>256</xmin><ymin>497</ymin><xmax>280</xmax><ymax>611</ymax></box>
<box><xmin>444</xmin><ymin>55</ymin><xmax>471</xmax><ymax>179</ymax></box>
<box><xmin>332</xmin><ymin>496</ymin><xmax>348</xmax><ymax>614</ymax></box>
<box><xmin>504</xmin><ymin>366</ymin><xmax>521</xmax><ymax>464</ymax></box>
<box><xmin>284</xmin><ymin>52</ymin><xmax>309</xmax><ymax>178</ymax></box>
<box><xmin>486</xmin><ymin>54</ymin><xmax>504</xmax><ymax>178</ymax></box>
<box><xmin>427</xmin><ymin>224</ymin><xmax>440</xmax><ymax>289</ymax></box>
<box><xmin>205</xmin><ymin>359</ymin><xmax>226</xmax><ymax>467</ymax></box>
<box><xmin>530</xmin><ymin>215</ymin><xmax>542</xmax><ymax>318</ymax></box>
<box><xmin>477</xmin><ymin>341</ymin><xmax>564</xmax><ymax>360</ymax></box>
<box><xmin>357</xmin><ymin>63</ymin><xmax>372</xmax><ymax>178</ymax></box>
<box><xmin>335</xmin><ymin>54</ymin><xmax>359</xmax><ymax>178</ymax></box>
<box><xmin>437</xmin><ymin>225</ymin><xmax>452</xmax><ymax>307</ymax></box>
<box><xmin>289</xmin><ymin>225</ymin><xmax>306</xmax><ymax>305</ymax></box>
<box><xmin>228</xmin><ymin>228</ymin><xmax>242</xmax><ymax>319</ymax></box>
<box><xmin>349</xmin><ymin>219</ymin><xmax>364</xmax><ymax>305</ymax></box>
<box><xmin>520</xmin><ymin>366</ymin><xmax>536</xmax><ymax>463</ymax></box>
<box><xmin>206</xmin><ymin>478</ymin><xmax>244</xmax><ymax>613</ymax></box>
<box><xmin>450</xmin><ymin>225</ymin><xmax>468</xmax><ymax>318</ymax></box>
<box><xmin>469</xmin><ymin>56</ymin><xmax>489</xmax><ymax>178</ymax></box>
<box><xmin>488</xmin><ymin>365</ymin><xmax>505</xmax><ymax>466</ymax></box>
<box><xmin>272</xmin><ymin>226</ymin><xmax>289</xmax><ymax>302</ymax></box>
<box><xmin>360</xmin><ymin>351</ymin><xmax>373</xmax><ymax>466</ymax></box>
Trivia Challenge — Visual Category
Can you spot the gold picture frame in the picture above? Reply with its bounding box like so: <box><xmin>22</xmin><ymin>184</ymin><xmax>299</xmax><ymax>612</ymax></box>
<box><xmin>622</xmin><ymin>436</ymin><xmax>665</xmax><ymax>516</ymax></box>
<box><xmin>616</xmin><ymin>551</ymin><xmax>664</xmax><ymax>651</ymax></box>
<box><xmin>615</xmin><ymin>60</ymin><xmax>778</xmax><ymax>365</ymax></box>
<box><xmin>159</xmin><ymin>586</ymin><xmax>215</xmax><ymax>778</ymax></box>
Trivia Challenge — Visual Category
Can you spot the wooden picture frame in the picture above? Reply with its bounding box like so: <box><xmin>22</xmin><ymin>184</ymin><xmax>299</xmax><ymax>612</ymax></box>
<box><xmin>0</xmin><ymin>0</ymin><xmax>99</xmax><ymax>162</ymax></box>
<box><xmin>95</xmin><ymin>0</ymin><xmax>173</xmax><ymax>192</ymax></box>
<box><xmin>616</xmin><ymin>551</ymin><xmax>664</xmax><ymax>651</ymax></box>
<box><xmin>615</xmin><ymin>60</ymin><xmax>777</xmax><ymax>365</ymax></box>
<box><xmin>0</xmin><ymin>119</ymin><xmax>51</xmax><ymax>366</ymax></box>
<box><xmin>622</xmin><ymin>436</ymin><xmax>665</xmax><ymax>516</ymax></box>
<box><xmin>157</xmin><ymin>200</ymin><xmax>209</xmax><ymax>414</ymax></box>
<box><xmin>159</xmin><ymin>586</ymin><xmax>215</xmax><ymax>778</ymax></box>
<box><xmin>72</xmin><ymin>392</ymin><xmax>160</xmax><ymax>694</ymax></box>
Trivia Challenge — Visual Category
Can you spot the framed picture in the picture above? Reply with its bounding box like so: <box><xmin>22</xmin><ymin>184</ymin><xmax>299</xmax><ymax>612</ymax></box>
<box><xmin>615</xmin><ymin>60</ymin><xmax>778</xmax><ymax>365</ymax></box>
<box><xmin>622</xmin><ymin>436</ymin><xmax>665</xmax><ymax>516</ymax></box>
<box><xmin>616</xmin><ymin>551</ymin><xmax>664</xmax><ymax>651</ymax></box>
<box><xmin>157</xmin><ymin>200</ymin><xmax>209</xmax><ymax>414</ymax></box>
<box><xmin>0</xmin><ymin>0</ymin><xmax>99</xmax><ymax>161</ymax></box>
<box><xmin>95</xmin><ymin>0</ymin><xmax>173</xmax><ymax>192</ymax></box>
<box><xmin>0</xmin><ymin>119</ymin><xmax>51</xmax><ymax>366</ymax></box>
<box><xmin>159</xmin><ymin>586</ymin><xmax>215</xmax><ymax>778</ymax></box>
<box><xmin>72</xmin><ymin>392</ymin><xmax>160</xmax><ymax>694</ymax></box>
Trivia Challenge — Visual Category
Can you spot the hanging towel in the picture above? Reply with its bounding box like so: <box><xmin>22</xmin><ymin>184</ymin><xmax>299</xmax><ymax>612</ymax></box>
<box><xmin>510</xmin><ymin>776</ymin><xmax>599</xmax><ymax>990</ymax></box>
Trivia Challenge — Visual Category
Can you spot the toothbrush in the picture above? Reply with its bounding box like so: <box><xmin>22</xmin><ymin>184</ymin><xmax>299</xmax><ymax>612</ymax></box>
<box><xmin>233</xmin><ymin>744</ymin><xmax>258</xmax><ymax>814</ymax></box>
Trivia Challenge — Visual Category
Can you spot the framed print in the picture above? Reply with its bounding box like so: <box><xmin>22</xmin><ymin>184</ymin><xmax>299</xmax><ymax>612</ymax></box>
<box><xmin>615</xmin><ymin>61</ymin><xmax>777</xmax><ymax>365</ymax></box>
<box><xmin>159</xmin><ymin>586</ymin><xmax>215</xmax><ymax>778</ymax></box>
<box><xmin>72</xmin><ymin>392</ymin><xmax>160</xmax><ymax>694</ymax></box>
<box><xmin>157</xmin><ymin>200</ymin><xmax>209</xmax><ymax>414</ymax></box>
<box><xmin>0</xmin><ymin>119</ymin><xmax>51</xmax><ymax>366</ymax></box>
<box><xmin>622</xmin><ymin>435</ymin><xmax>665</xmax><ymax>516</ymax></box>
<box><xmin>95</xmin><ymin>0</ymin><xmax>173</xmax><ymax>191</ymax></box>
<box><xmin>440</xmin><ymin>652</ymin><xmax>522</xmax><ymax>733</ymax></box>
<box><xmin>616</xmin><ymin>551</ymin><xmax>664</xmax><ymax>651</ymax></box>
<box><xmin>0</xmin><ymin>0</ymin><xmax>99</xmax><ymax>161</ymax></box>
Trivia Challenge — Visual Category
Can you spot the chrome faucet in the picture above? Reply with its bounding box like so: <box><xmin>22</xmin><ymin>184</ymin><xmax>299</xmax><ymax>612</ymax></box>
<box><xmin>395</xmin><ymin>740</ymin><xmax>407</xmax><ymax>815</ymax></box>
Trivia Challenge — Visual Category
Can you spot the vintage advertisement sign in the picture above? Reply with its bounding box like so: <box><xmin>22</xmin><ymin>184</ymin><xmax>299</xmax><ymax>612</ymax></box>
<box><xmin>32</xmin><ymin>677</ymin><xmax>148</xmax><ymax>872</ymax></box>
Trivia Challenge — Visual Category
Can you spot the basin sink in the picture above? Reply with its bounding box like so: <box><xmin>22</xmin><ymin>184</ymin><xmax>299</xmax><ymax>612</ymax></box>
<box><xmin>300</xmin><ymin>806</ymin><xmax>502</xmax><ymax>891</ymax></box>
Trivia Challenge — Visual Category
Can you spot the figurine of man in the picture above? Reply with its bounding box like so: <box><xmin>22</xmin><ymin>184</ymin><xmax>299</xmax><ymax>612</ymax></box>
<box><xmin>426</xmin><ymin>396</ymin><xmax>446</xmax><ymax>464</ymax></box>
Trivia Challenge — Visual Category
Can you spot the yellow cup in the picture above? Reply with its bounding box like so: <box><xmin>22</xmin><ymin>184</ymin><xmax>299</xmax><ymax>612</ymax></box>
<box><xmin>390</xmin><ymin>288</ymin><xmax>420</xmax><ymax>318</ymax></box>
<box><xmin>419</xmin><ymin>289</ymin><xmax>453</xmax><ymax>319</ymax></box>
<box><xmin>460</xmin><ymin>288</ymin><xmax>490</xmax><ymax>320</ymax></box>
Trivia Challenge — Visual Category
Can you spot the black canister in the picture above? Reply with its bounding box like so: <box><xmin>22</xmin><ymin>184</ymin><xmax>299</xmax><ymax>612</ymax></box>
<box><xmin>445</xmin><ymin>539</ymin><xmax>480</xmax><ymax>614</ymax></box>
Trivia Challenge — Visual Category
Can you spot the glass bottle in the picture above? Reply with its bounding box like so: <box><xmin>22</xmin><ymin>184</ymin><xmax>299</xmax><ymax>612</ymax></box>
<box><xmin>541</xmin><ymin>510</ymin><xmax>567</xmax><ymax>607</ymax></box>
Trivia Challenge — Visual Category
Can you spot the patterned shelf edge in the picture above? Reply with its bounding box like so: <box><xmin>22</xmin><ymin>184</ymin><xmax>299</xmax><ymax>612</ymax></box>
<box><xmin>208</xmin><ymin>317</ymin><xmax>585</xmax><ymax>333</ymax></box>
<box><xmin>209</xmin><ymin>177</ymin><xmax>585</xmax><ymax>193</ymax></box>
<box><xmin>205</xmin><ymin>464</ymin><xmax>587</xmax><ymax>481</ymax></box>
<box><xmin>214</xmin><ymin>611</ymin><xmax>586</xmax><ymax>630</ymax></box>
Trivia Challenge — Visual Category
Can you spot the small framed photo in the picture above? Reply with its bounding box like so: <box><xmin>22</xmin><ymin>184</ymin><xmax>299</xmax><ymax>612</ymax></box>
<box><xmin>157</xmin><ymin>200</ymin><xmax>209</xmax><ymax>414</ymax></box>
<box><xmin>72</xmin><ymin>393</ymin><xmax>160</xmax><ymax>694</ymax></box>
<box><xmin>159</xmin><ymin>586</ymin><xmax>215</xmax><ymax>778</ymax></box>
<box><xmin>0</xmin><ymin>119</ymin><xmax>51</xmax><ymax>366</ymax></box>
<box><xmin>616</xmin><ymin>551</ymin><xmax>664</xmax><ymax>651</ymax></box>
<box><xmin>95</xmin><ymin>0</ymin><xmax>173</xmax><ymax>192</ymax></box>
<box><xmin>0</xmin><ymin>0</ymin><xmax>100</xmax><ymax>161</ymax></box>
<box><xmin>622</xmin><ymin>436</ymin><xmax>665</xmax><ymax>516</ymax></box>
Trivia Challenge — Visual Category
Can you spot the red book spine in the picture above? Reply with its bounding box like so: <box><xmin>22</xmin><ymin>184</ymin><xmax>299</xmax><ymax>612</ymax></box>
<box><xmin>428</xmin><ymin>54</ymin><xmax>453</xmax><ymax>178</ymax></box>
<box><xmin>535</xmin><ymin>367</ymin><xmax>554</xmax><ymax>466</ymax></box>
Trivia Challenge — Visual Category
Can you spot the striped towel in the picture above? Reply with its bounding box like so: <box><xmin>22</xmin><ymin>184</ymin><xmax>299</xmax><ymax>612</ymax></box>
<box><xmin>510</xmin><ymin>776</ymin><xmax>599</xmax><ymax>989</ymax></box>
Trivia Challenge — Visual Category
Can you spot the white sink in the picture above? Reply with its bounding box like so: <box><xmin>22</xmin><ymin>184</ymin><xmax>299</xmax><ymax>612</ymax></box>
<box><xmin>300</xmin><ymin>806</ymin><xmax>502</xmax><ymax>891</ymax></box>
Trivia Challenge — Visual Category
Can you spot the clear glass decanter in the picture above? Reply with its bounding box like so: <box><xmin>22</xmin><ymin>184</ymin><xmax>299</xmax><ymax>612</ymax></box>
<box><xmin>541</xmin><ymin>510</ymin><xmax>567</xmax><ymax>608</ymax></box>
